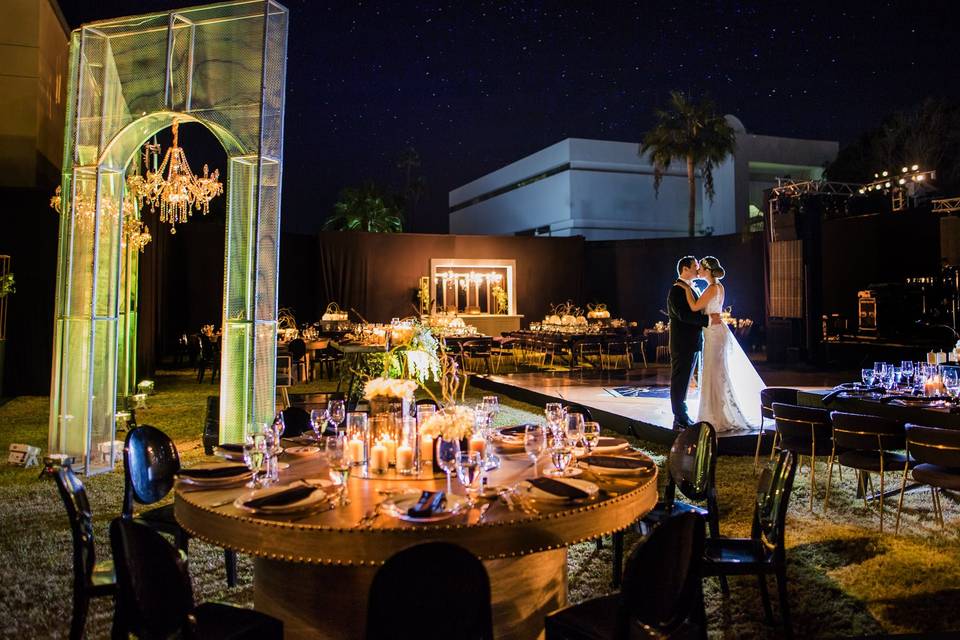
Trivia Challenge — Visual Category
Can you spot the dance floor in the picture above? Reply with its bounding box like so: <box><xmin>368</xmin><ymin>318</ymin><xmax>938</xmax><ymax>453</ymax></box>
<box><xmin>473</xmin><ymin>367</ymin><xmax>833</xmax><ymax>455</ymax></box>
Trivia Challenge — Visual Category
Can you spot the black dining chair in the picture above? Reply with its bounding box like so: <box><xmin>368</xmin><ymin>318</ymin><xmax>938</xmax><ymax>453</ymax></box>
<box><xmin>287</xmin><ymin>338</ymin><xmax>308</xmax><ymax>383</ymax></box>
<box><xmin>123</xmin><ymin>425</ymin><xmax>238</xmax><ymax>587</ymax></box>
<box><xmin>416</xmin><ymin>398</ymin><xmax>440</xmax><ymax>411</ymax></box>
<box><xmin>280</xmin><ymin>406</ymin><xmax>313</xmax><ymax>437</ymax></box>
<box><xmin>546</xmin><ymin>511</ymin><xmax>706</xmax><ymax>640</ymax></box>
<box><xmin>755</xmin><ymin>388</ymin><xmax>799</xmax><ymax>470</ymax></box>
<box><xmin>896</xmin><ymin>424</ymin><xmax>960</xmax><ymax>534</ymax></box>
<box><xmin>826</xmin><ymin>412</ymin><xmax>911</xmax><ymax>531</ymax></box>
<box><xmin>366</xmin><ymin>542</ymin><xmax>493</xmax><ymax>640</ymax></box>
<box><xmin>702</xmin><ymin>450</ymin><xmax>798</xmax><ymax>639</ymax></box>
<box><xmin>110</xmin><ymin>518</ymin><xmax>282</xmax><ymax>639</ymax></box>
<box><xmin>52</xmin><ymin>465</ymin><xmax>117</xmax><ymax>640</ymax></box>
<box><xmin>772</xmin><ymin>402</ymin><xmax>834</xmax><ymax>511</ymax></box>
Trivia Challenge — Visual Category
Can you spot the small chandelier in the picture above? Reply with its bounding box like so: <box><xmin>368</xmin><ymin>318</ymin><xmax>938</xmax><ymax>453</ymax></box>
<box><xmin>50</xmin><ymin>186</ymin><xmax>151</xmax><ymax>253</ymax></box>
<box><xmin>127</xmin><ymin>120</ymin><xmax>223</xmax><ymax>234</ymax></box>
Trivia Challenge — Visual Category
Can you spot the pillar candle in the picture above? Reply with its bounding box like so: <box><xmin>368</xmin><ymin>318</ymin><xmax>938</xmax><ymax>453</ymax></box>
<box><xmin>469</xmin><ymin>435</ymin><xmax>487</xmax><ymax>457</ymax></box>
<box><xmin>383</xmin><ymin>437</ymin><xmax>397</xmax><ymax>465</ymax></box>
<box><xmin>420</xmin><ymin>434</ymin><xmax>434</xmax><ymax>464</ymax></box>
<box><xmin>348</xmin><ymin>438</ymin><xmax>365</xmax><ymax>464</ymax></box>
<box><xmin>370</xmin><ymin>443</ymin><xmax>388</xmax><ymax>472</ymax></box>
<box><xmin>396</xmin><ymin>445</ymin><xmax>414</xmax><ymax>472</ymax></box>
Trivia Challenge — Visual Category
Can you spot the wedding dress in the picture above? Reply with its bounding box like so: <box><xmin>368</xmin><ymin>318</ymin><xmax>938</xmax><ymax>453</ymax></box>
<box><xmin>696</xmin><ymin>285</ymin><xmax>765</xmax><ymax>431</ymax></box>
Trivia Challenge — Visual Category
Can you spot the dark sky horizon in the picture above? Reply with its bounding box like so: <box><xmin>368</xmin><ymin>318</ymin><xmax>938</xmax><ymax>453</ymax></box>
<box><xmin>57</xmin><ymin>0</ymin><xmax>959</xmax><ymax>234</ymax></box>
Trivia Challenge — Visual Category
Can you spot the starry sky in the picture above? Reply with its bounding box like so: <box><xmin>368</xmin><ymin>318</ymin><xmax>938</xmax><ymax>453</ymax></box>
<box><xmin>57</xmin><ymin>0</ymin><xmax>957</xmax><ymax>234</ymax></box>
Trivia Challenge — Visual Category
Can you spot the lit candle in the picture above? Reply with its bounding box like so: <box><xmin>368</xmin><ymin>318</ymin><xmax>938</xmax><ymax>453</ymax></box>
<box><xmin>370</xmin><ymin>443</ymin><xmax>388</xmax><ymax>472</ymax></box>
<box><xmin>420</xmin><ymin>434</ymin><xmax>434</xmax><ymax>464</ymax></box>
<box><xmin>383</xmin><ymin>437</ymin><xmax>397</xmax><ymax>465</ymax></box>
<box><xmin>348</xmin><ymin>438</ymin><xmax>365</xmax><ymax>464</ymax></box>
<box><xmin>396</xmin><ymin>444</ymin><xmax>414</xmax><ymax>472</ymax></box>
<box><xmin>469</xmin><ymin>435</ymin><xmax>487</xmax><ymax>457</ymax></box>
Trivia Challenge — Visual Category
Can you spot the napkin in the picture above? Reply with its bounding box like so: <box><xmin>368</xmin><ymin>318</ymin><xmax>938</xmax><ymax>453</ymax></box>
<box><xmin>597</xmin><ymin>437</ymin><xmax>627</xmax><ymax>448</ymax></box>
<box><xmin>177</xmin><ymin>464</ymin><xmax>249</xmax><ymax>479</ymax></box>
<box><xmin>528</xmin><ymin>477</ymin><xmax>589</xmax><ymax>500</ymax></box>
<box><xmin>217</xmin><ymin>443</ymin><xmax>244</xmax><ymax>453</ymax></box>
<box><xmin>580</xmin><ymin>455</ymin><xmax>654</xmax><ymax>471</ymax></box>
<box><xmin>407</xmin><ymin>491</ymin><xmax>446</xmax><ymax>518</ymax></box>
<box><xmin>243</xmin><ymin>485</ymin><xmax>316</xmax><ymax>509</ymax></box>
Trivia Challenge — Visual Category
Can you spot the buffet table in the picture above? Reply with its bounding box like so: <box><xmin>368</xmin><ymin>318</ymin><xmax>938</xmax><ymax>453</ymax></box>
<box><xmin>175</xmin><ymin>450</ymin><xmax>657</xmax><ymax>639</ymax></box>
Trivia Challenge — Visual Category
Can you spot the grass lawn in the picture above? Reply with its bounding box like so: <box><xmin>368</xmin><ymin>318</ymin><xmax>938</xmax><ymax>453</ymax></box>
<box><xmin>2</xmin><ymin>369</ymin><xmax>960</xmax><ymax>638</ymax></box>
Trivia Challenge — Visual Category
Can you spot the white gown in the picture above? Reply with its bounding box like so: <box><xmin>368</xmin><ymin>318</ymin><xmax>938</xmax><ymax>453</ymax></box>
<box><xmin>696</xmin><ymin>285</ymin><xmax>765</xmax><ymax>431</ymax></box>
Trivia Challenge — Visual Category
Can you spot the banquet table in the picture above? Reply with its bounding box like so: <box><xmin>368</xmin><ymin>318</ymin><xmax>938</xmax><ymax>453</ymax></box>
<box><xmin>176</xmin><ymin>448</ymin><xmax>658</xmax><ymax>639</ymax></box>
<box><xmin>798</xmin><ymin>389</ymin><xmax>960</xmax><ymax>429</ymax></box>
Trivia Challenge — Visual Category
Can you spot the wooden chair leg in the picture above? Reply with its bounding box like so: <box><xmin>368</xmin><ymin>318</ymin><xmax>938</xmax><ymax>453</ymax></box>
<box><xmin>225</xmin><ymin>549</ymin><xmax>238</xmax><ymax>587</ymax></box>
<box><xmin>878</xmin><ymin>472</ymin><xmax>885</xmax><ymax>532</ymax></box>
<box><xmin>824</xmin><ymin>450</ymin><xmax>836</xmax><ymax>510</ymax></box>
<box><xmin>757</xmin><ymin>574</ymin><xmax>773</xmax><ymax>624</ymax></box>
<box><xmin>776</xmin><ymin>566</ymin><xmax>793</xmax><ymax>639</ymax></box>
<box><xmin>754</xmin><ymin>419</ymin><xmax>765</xmax><ymax>472</ymax></box>
<box><xmin>809</xmin><ymin>457</ymin><xmax>816</xmax><ymax>511</ymax></box>
<box><xmin>895</xmin><ymin>460</ymin><xmax>910</xmax><ymax>534</ymax></box>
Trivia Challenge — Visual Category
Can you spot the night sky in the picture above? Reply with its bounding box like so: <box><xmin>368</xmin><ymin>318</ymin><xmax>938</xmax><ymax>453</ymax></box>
<box><xmin>57</xmin><ymin>0</ymin><xmax>958</xmax><ymax>234</ymax></box>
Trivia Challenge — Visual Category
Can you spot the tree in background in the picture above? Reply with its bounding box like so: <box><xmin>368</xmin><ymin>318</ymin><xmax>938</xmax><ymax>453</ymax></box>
<box><xmin>640</xmin><ymin>91</ymin><xmax>737</xmax><ymax>237</ymax></box>
<box><xmin>396</xmin><ymin>147</ymin><xmax>426</xmax><ymax>230</ymax></box>
<box><xmin>323</xmin><ymin>183</ymin><xmax>404</xmax><ymax>233</ymax></box>
<box><xmin>826</xmin><ymin>98</ymin><xmax>960</xmax><ymax>193</ymax></box>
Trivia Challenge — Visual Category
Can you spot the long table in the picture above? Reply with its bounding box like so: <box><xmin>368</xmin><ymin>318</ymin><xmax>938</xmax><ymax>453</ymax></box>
<box><xmin>798</xmin><ymin>389</ymin><xmax>960</xmax><ymax>429</ymax></box>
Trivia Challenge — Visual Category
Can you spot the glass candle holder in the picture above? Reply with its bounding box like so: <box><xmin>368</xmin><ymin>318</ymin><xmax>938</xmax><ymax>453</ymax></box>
<box><xmin>345</xmin><ymin>411</ymin><xmax>368</xmax><ymax>466</ymax></box>
<box><xmin>397</xmin><ymin>418</ymin><xmax>418</xmax><ymax>475</ymax></box>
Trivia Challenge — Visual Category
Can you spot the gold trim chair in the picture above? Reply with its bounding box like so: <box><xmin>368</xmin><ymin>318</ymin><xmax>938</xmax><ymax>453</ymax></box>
<box><xmin>896</xmin><ymin>424</ymin><xmax>960</xmax><ymax>534</ymax></box>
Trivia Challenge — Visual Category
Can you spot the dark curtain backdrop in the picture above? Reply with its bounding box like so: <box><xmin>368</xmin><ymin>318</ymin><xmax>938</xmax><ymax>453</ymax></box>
<box><xmin>583</xmin><ymin>233</ymin><xmax>767</xmax><ymax>329</ymax></box>
<box><xmin>316</xmin><ymin>232</ymin><xmax>585</xmax><ymax>324</ymax></box>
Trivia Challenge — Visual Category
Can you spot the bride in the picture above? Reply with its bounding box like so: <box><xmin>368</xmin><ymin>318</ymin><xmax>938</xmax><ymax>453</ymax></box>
<box><xmin>681</xmin><ymin>256</ymin><xmax>765</xmax><ymax>431</ymax></box>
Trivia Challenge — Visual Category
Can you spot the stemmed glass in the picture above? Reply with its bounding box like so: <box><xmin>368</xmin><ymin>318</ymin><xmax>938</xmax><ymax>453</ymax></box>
<box><xmin>456</xmin><ymin>451</ymin><xmax>484</xmax><ymax>507</ymax></box>
<box><xmin>436</xmin><ymin>438</ymin><xmax>461</xmax><ymax>495</ymax></box>
<box><xmin>328</xmin><ymin>399</ymin><xmax>346</xmax><ymax>434</ymax></box>
<box><xmin>943</xmin><ymin>368</ymin><xmax>960</xmax><ymax>399</ymax></box>
<box><xmin>325</xmin><ymin>435</ymin><xmax>351</xmax><ymax>505</ymax></box>
<box><xmin>874</xmin><ymin>363</ymin><xmax>888</xmax><ymax>385</ymax></box>
<box><xmin>310</xmin><ymin>409</ymin><xmax>327</xmax><ymax>440</ymax></box>
<box><xmin>548</xmin><ymin>442</ymin><xmax>574</xmax><ymax>477</ymax></box>
<box><xmin>243</xmin><ymin>432</ymin><xmax>268</xmax><ymax>489</ymax></box>
<box><xmin>544</xmin><ymin>403</ymin><xmax>564</xmax><ymax>439</ymax></box>
<box><xmin>861</xmin><ymin>368</ymin><xmax>874</xmax><ymax>387</ymax></box>
<box><xmin>524</xmin><ymin>425</ymin><xmax>546</xmax><ymax>477</ymax></box>
<box><xmin>481</xmin><ymin>396</ymin><xmax>500</xmax><ymax>426</ymax></box>
<box><xmin>582</xmin><ymin>421</ymin><xmax>601</xmax><ymax>454</ymax></box>
<box><xmin>901</xmin><ymin>361</ymin><xmax>915</xmax><ymax>387</ymax></box>
<box><xmin>564</xmin><ymin>412</ymin><xmax>585</xmax><ymax>448</ymax></box>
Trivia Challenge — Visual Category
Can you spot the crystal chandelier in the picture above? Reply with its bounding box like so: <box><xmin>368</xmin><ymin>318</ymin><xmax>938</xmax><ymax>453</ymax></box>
<box><xmin>50</xmin><ymin>186</ymin><xmax>152</xmax><ymax>253</ymax></box>
<box><xmin>126</xmin><ymin>120</ymin><xmax>223</xmax><ymax>234</ymax></box>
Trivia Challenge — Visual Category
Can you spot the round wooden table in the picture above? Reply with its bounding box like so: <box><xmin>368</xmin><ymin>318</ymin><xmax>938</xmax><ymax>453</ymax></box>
<box><xmin>176</xmin><ymin>448</ymin><xmax>658</xmax><ymax>639</ymax></box>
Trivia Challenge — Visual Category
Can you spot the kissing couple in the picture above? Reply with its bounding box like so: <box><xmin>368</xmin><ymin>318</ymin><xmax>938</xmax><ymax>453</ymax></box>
<box><xmin>667</xmin><ymin>255</ymin><xmax>765</xmax><ymax>432</ymax></box>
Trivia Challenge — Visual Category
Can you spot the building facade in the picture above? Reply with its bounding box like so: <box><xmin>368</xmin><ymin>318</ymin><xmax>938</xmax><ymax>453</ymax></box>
<box><xmin>449</xmin><ymin>117</ymin><xmax>838</xmax><ymax>240</ymax></box>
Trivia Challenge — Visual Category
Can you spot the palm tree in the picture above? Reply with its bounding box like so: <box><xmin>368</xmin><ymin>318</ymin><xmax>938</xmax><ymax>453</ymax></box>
<box><xmin>640</xmin><ymin>91</ymin><xmax>736</xmax><ymax>237</ymax></box>
<box><xmin>323</xmin><ymin>184</ymin><xmax>404</xmax><ymax>233</ymax></box>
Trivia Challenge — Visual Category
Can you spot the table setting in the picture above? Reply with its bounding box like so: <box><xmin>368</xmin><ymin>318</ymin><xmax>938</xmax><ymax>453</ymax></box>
<box><xmin>821</xmin><ymin>361</ymin><xmax>960</xmax><ymax>411</ymax></box>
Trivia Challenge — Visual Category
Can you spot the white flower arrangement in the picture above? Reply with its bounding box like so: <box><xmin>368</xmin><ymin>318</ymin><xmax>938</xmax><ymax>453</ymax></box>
<box><xmin>418</xmin><ymin>405</ymin><xmax>475</xmax><ymax>441</ymax></box>
<box><xmin>363</xmin><ymin>377</ymin><xmax>417</xmax><ymax>401</ymax></box>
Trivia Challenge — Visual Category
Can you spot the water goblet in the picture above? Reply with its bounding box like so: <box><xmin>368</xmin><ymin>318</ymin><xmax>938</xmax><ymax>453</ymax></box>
<box><xmin>547</xmin><ymin>442</ymin><xmax>574</xmax><ymax>477</ymax></box>
<box><xmin>328</xmin><ymin>399</ymin><xmax>346</xmax><ymax>434</ymax></box>
<box><xmin>456</xmin><ymin>451</ymin><xmax>484</xmax><ymax>507</ymax></box>
<box><xmin>310</xmin><ymin>409</ymin><xmax>328</xmax><ymax>440</ymax></box>
<box><xmin>901</xmin><ymin>361</ymin><xmax>914</xmax><ymax>385</ymax></box>
<box><xmin>436</xmin><ymin>438</ymin><xmax>461</xmax><ymax>495</ymax></box>
<box><xmin>273</xmin><ymin>411</ymin><xmax>286</xmax><ymax>439</ymax></box>
<box><xmin>544</xmin><ymin>403</ymin><xmax>564</xmax><ymax>438</ymax></box>
<box><xmin>861</xmin><ymin>368</ymin><xmax>874</xmax><ymax>387</ymax></box>
<box><xmin>482</xmin><ymin>396</ymin><xmax>500</xmax><ymax>425</ymax></box>
<box><xmin>564</xmin><ymin>412</ymin><xmax>585</xmax><ymax>448</ymax></box>
<box><xmin>325</xmin><ymin>435</ymin><xmax>351</xmax><ymax>505</ymax></box>
<box><xmin>243</xmin><ymin>432</ymin><xmax>267</xmax><ymax>489</ymax></box>
<box><xmin>524</xmin><ymin>424</ymin><xmax>546</xmax><ymax>477</ymax></box>
<box><xmin>943</xmin><ymin>368</ymin><xmax>960</xmax><ymax>399</ymax></box>
<box><xmin>582</xmin><ymin>421</ymin><xmax>601</xmax><ymax>454</ymax></box>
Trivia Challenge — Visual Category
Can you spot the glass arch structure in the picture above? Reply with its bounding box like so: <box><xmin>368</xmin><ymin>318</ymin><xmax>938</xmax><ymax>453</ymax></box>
<box><xmin>49</xmin><ymin>1</ymin><xmax>288</xmax><ymax>474</ymax></box>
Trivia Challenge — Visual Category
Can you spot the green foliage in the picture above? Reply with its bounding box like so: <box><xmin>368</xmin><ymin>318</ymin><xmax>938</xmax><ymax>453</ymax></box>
<box><xmin>0</xmin><ymin>272</ymin><xmax>14</xmax><ymax>298</ymax></box>
<box><xmin>640</xmin><ymin>91</ymin><xmax>736</xmax><ymax>237</ymax></box>
<box><xmin>324</xmin><ymin>183</ymin><xmax>404</xmax><ymax>233</ymax></box>
<box><xmin>491</xmin><ymin>285</ymin><xmax>508</xmax><ymax>314</ymax></box>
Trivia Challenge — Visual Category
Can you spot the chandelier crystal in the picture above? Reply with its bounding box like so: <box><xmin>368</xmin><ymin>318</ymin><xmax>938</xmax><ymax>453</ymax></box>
<box><xmin>50</xmin><ymin>186</ymin><xmax>152</xmax><ymax>253</ymax></box>
<box><xmin>126</xmin><ymin>120</ymin><xmax>223</xmax><ymax>234</ymax></box>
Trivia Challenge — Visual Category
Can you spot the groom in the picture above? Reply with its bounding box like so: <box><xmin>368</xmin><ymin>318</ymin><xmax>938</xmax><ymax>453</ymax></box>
<box><xmin>667</xmin><ymin>256</ymin><xmax>720</xmax><ymax>429</ymax></box>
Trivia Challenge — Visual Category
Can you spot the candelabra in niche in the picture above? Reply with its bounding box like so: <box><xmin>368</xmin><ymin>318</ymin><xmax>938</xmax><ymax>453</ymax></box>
<box><xmin>426</xmin><ymin>259</ymin><xmax>522</xmax><ymax>335</ymax></box>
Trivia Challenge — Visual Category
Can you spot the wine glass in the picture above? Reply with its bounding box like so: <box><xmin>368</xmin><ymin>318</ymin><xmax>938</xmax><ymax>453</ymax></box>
<box><xmin>328</xmin><ymin>399</ymin><xmax>346</xmax><ymax>434</ymax></box>
<box><xmin>436</xmin><ymin>438</ymin><xmax>461</xmax><ymax>495</ymax></box>
<box><xmin>544</xmin><ymin>403</ymin><xmax>564</xmax><ymax>438</ymax></box>
<box><xmin>482</xmin><ymin>396</ymin><xmax>500</xmax><ymax>425</ymax></box>
<box><xmin>456</xmin><ymin>451</ymin><xmax>484</xmax><ymax>507</ymax></box>
<box><xmin>325</xmin><ymin>435</ymin><xmax>351</xmax><ymax>505</ymax></box>
<box><xmin>243</xmin><ymin>432</ymin><xmax>267</xmax><ymax>489</ymax></box>
<box><xmin>548</xmin><ymin>442</ymin><xmax>574</xmax><ymax>477</ymax></box>
<box><xmin>564</xmin><ymin>412</ymin><xmax>585</xmax><ymax>448</ymax></box>
<box><xmin>582</xmin><ymin>421</ymin><xmax>601</xmax><ymax>454</ymax></box>
<box><xmin>861</xmin><ymin>368</ymin><xmax>874</xmax><ymax>387</ymax></box>
<box><xmin>310</xmin><ymin>409</ymin><xmax>328</xmax><ymax>440</ymax></box>
<box><xmin>873</xmin><ymin>362</ymin><xmax>887</xmax><ymax>383</ymax></box>
<box><xmin>901</xmin><ymin>361</ymin><xmax>915</xmax><ymax>386</ymax></box>
<box><xmin>943</xmin><ymin>368</ymin><xmax>960</xmax><ymax>399</ymax></box>
<box><xmin>524</xmin><ymin>425</ymin><xmax>546</xmax><ymax>477</ymax></box>
<box><xmin>273</xmin><ymin>411</ymin><xmax>286</xmax><ymax>439</ymax></box>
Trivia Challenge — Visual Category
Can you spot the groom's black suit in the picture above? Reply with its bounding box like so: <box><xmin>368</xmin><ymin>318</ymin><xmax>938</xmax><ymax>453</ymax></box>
<box><xmin>667</xmin><ymin>280</ymin><xmax>708</xmax><ymax>427</ymax></box>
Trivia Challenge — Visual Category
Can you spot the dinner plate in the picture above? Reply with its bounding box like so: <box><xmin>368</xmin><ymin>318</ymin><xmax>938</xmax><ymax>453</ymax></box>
<box><xmin>214</xmin><ymin>446</ymin><xmax>246</xmax><ymax>462</ymax></box>
<box><xmin>492</xmin><ymin>435</ymin><xmax>525</xmax><ymax>453</ymax></box>
<box><xmin>176</xmin><ymin>463</ymin><xmax>252</xmax><ymax>488</ymax></box>
<box><xmin>233</xmin><ymin>485</ymin><xmax>328</xmax><ymax>514</ymax></box>
<box><xmin>581</xmin><ymin>455</ymin><xmax>656</xmax><ymax>477</ymax></box>
<box><xmin>285</xmin><ymin>446</ymin><xmax>320</xmax><ymax>456</ymax></box>
<box><xmin>593</xmin><ymin>437</ymin><xmax>630</xmax><ymax>454</ymax></box>
<box><xmin>380</xmin><ymin>490</ymin><xmax>468</xmax><ymax>523</ymax></box>
<box><xmin>524</xmin><ymin>477</ymin><xmax>599</xmax><ymax>502</ymax></box>
<box><xmin>543</xmin><ymin>466</ymin><xmax>584</xmax><ymax>478</ymax></box>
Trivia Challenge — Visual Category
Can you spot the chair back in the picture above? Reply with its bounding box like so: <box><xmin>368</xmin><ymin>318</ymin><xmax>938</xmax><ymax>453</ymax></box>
<box><xmin>619</xmin><ymin>511</ymin><xmax>705</xmax><ymax>636</ymax></box>
<box><xmin>281</xmin><ymin>406</ymin><xmax>312</xmax><ymax>436</ymax></box>
<box><xmin>905</xmin><ymin>424</ymin><xmax>960</xmax><ymax>468</ymax></box>
<box><xmin>830</xmin><ymin>412</ymin><xmax>905</xmax><ymax>452</ymax></box>
<box><xmin>564</xmin><ymin>404</ymin><xmax>594</xmax><ymax>422</ymax></box>
<box><xmin>289</xmin><ymin>391</ymin><xmax>345</xmax><ymax>407</ymax></box>
<box><xmin>110</xmin><ymin>518</ymin><xmax>194</xmax><ymax>639</ymax></box>
<box><xmin>761</xmin><ymin>387</ymin><xmax>798</xmax><ymax>419</ymax></box>
<box><xmin>123</xmin><ymin>425</ymin><xmax>180</xmax><ymax>516</ymax></box>
<box><xmin>287</xmin><ymin>338</ymin><xmax>307</xmax><ymax>361</ymax></box>
<box><xmin>276</xmin><ymin>355</ymin><xmax>293</xmax><ymax>387</ymax></box>
<box><xmin>53</xmin><ymin>466</ymin><xmax>97</xmax><ymax>590</ymax></box>
<box><xmin>667</xmin><ymin>421</ymin><xmax>717</xmax><ymax>503</ymax></box>
<box><xmin>366</xmin><ymin>542</ymin><xmax>492</xmax><ymax>640</ymax></box>
<box><xmin>752</xmin><ymin>450</ymin><xmax>798</xmax><ymax>556</ymax></box>
<box><xmin>771</xmin><ymin>403</ymin><xmax>832</xmax><ymax>453</ymax></box>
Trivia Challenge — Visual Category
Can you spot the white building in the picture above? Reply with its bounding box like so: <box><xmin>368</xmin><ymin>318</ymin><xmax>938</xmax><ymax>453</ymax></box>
<box><xmin>448</xmin><ymin>117</ymin><xmax>838</xmax><ymax>240</ymax></box>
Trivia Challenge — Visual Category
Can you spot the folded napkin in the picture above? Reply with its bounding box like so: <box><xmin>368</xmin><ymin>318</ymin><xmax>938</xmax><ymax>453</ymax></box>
<box><xmin>581</xmin><ymin>455</ymin><xmax>654</xmax><ymax>471</ymax></box>
<box><xmin>177</xmin><ymin>464</ymin><xmax>248</xmax><ymax>479</ymax></box>
<box><xmin>407</xmin><ymin>491</ymin><xmax>446</xmax><ymax>518</ymax></box>
<box><xmin>528</xmin><ymin>477</ymin><xmax>589</xmax><ymax>500</ymax></box>
<box><xmin>498</xmin><ymin>425</ymin><xmax>533</xmax><ymax>436</ymax></box>
<box><xmin>597</xmin><ymin>437</ymin><xmax>627</xmax><ymax>448</ymax></box>
<box><xmin>243</xmin><ymin>485</ymin><xmax>316</xmax><ymax>509</ymax></box>
<box><xmin>217</xmin><ymin>443</ymin><xmax>244</xmax><ymax>453</ymax></box>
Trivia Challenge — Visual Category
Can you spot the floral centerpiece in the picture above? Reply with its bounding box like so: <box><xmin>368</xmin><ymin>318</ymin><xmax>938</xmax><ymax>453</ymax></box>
<box><xmin>363</xmin><ymin>376</ymin><xmax>417</xmax><ymax>417</ymax></box>
<box><xmin>418</xmin><ymin>404</ymin><xmax>474</xmax><ymax>442</ymax></box>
